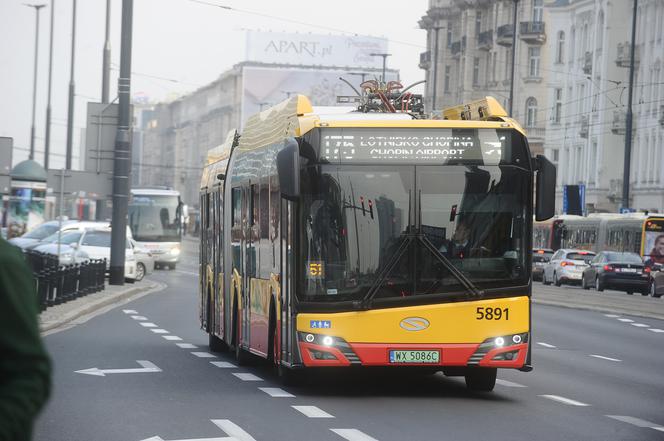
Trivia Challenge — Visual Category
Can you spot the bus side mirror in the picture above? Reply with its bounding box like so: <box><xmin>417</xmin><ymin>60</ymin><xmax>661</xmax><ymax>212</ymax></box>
<box><xmin>535</xmin><ymin>155</ymin><xmax>556</xmax><ymax>221</ymax></box>
<box><xmin>276</xmin><ymin>138</ymin><xmax>300</xmax><ymax>201</ymax></box>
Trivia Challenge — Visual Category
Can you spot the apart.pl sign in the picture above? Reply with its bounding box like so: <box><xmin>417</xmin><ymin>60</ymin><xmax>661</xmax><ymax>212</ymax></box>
<box><xmin>245</xmin><ymin>30</ymin><xmax>388</xmax><ymax>68</ymax></box>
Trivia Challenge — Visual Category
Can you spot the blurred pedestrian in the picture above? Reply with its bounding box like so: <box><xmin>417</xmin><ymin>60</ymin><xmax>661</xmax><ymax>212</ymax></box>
<box><xmin>0</xmin><ymin>238</ymin><xmax>51</xmax><ymax>441</ymax></box>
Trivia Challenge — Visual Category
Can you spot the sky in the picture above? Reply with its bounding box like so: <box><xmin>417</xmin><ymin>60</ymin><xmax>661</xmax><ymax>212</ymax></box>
<box><xmin>0</xmin><ymin>0</ymin><xmax>428</xmax><ymax>169</ymax></box>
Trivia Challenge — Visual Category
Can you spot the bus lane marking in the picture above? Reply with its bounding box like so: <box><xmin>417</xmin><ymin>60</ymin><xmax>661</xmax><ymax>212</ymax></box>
<box><xmin>151</xmin><ymin>329</ymin><xmax>170</xmax><ymax>334</ymax></box>
<box><xmin>191</xmin><ymin>352</ymin><xmax>216</xmax><ymax>358</ymax></box>
<box><xmin>140</xmin><ymin>322</ymin><xmax>158</xmax><ymax>327</ymax></box>
<box><xmin>131</xmin><ymin>315</ymin><xmax>148</xmax><ymax>320</ymax></box>
<box><xmin>496</xmin><ymin>379</ymin><xmax>527</xmax><ymax>388</ymax></box>
<box><xmin>630</xmin><ymin>323</ymin><xmax>650</xmax><ymax>328</ymax></box>
<box><xmin>330</xmin><ymin>429</ymin><xmax>380</xmax><ymax>441</ymax></box>
<box><xmin>163</xmin><ymin>335</ymin><xmax>183</xmax><ymax>341</ymax></box>
<box><xmin>606</xmin><ymin>415</ymin><xmax>664</xmax><ymax>432</ymax></box>
<box><xmin>539</xmin><ymin>395</ymin><xmax>590</xmax><ymax>406</ymax></box>
<box><xmin>617</xmin><ymin>318</ymin><xmax>634</xmax><ymax>323</ymax></box>
<box><xmin>589</xmin><ymin>354</ymin><xmax>621</xmax><ymax>362</ymax></box>
<box><xmin>232</xmin><ymin>373</ymin><xmax>263</xmax><ymax>381</ymax></box>
<box><xmin>648</xmin><ymin>328</ymin><xmax>664</xmax><ymax>333</ymax></box>
<box><xmin>536</xmin><ymin>342</ymin><xmax>556</xmax><ymax>348</ymax></box>
<box><xmin>123</xmin><ymin>309</ymin><xmax>138</xmax><ymax>314</ymax></box>
<box><xmin>258</xmin><ymin>387</ymin><xmax>294</xmax><ymax>397</ymax></box>
<box><xmin>176</xmin><ymin>343</ymin><xmax>198</xmax><ymax>349</ymax></box>
<box><xmin>292</xmin><ymin>405</ymin><xmax>334</xmax><ymax>418</ymax></box>
<box><xmin>604</xmin><ymin>314</ymin><xmax>620</xmax><ymax>318</ymax></box>
<box><xmin>211</xmin><ymin>361</ymin><xmax>236</xmax><ymax>368</ymax></box>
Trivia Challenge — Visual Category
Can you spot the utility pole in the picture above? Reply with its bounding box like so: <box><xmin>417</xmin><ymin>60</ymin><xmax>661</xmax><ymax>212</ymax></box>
<box><xmin>370</xmin><ymin>53</ymin><xmax>392</xmax><ymax>83</ymax></box>
<box><xmin>65</xmin><ymin>0</ymin><xmax>77</xmax><ymax>169</ymax></box>
<box><xmin>26</xmin><ymin>3</ymin><xmax>46</xmax><ymax>161</ymax></box>
<box><xmin>431</xmin><ymin>27</ymin><xmax>441</xmax><ymax>112</ymax></box>
<box><xmin>622</xmin><ymin>0</ymin><xmax>638</xmax><ymax>210</ymax></box>
<box><xmin>101</xmin><ymin>0</ymin><xmax>111</xmax><ymax>103</ymax></box>
<box><xmin>110</xmin><ymin>0</ymin><xmax>134</xmax><ymax>285</ymax></box>
<box><xmin>508</xmin><ymin>0</ymin><xmax>519</xmax><ymax>116</ymax></box>
<box><xmin>44</xmin><ymin>0</ymin><xmax>55</xmax><ymax>169</ymax></box>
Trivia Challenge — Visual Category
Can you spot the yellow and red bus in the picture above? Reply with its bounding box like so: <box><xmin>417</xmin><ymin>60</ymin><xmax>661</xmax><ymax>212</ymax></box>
<box><xmin>199</xmin><ymin>93</ymin><xmax>555</xmax><ymax>391</ymax></box>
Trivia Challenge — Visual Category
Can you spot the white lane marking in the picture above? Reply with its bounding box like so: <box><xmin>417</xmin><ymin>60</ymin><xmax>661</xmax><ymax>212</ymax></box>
<box><xmin>176</xmin><ymin>343</ymin><xmax>198</xmax><ymax>349</ymax></box>
<box><xmin>537</xmin><ymin>342</ymin><xmax>557</xmax><ymax>348</ymax></box>
<box><xmin>163</xmin><ymin>335</ymin><xmax>183</xmax><ymax>341</ymax></box>
<box><xmin>140</xmin><ymin>322</ymin><xmax>158</xmax><ymax>328</ymax></box>
<box><xmin>540</xmin><ymin>395</ymin><xmax>590</xmax><ymax>406</ymax></box>
<box><xmin>604</xmin><ymin>314</ymin><xmax>620</xmax><ymax>318</ymax></box>
<box><xmin>618</xmin><ymin>318</ymin><xmax>634</xmax><ymax>323</ymax></box>
<box><xmin>123</xmin><ymin>309</ymin><xmax>138</xmax><ymax>314</ymax></box>
<box><xmin>330</xmin><ymin>429</ymin><xmax>379</xmax><ymax>441</ymax></box>
<box><xmin>151</xmin><ymin>329</ymin><xmax>169</xmax><ymax>334</ymax></box>
<box><xmin>649</xmin><ymin>328</ymin><xmax>664</xmax><ymax>333</ymax></box>
<box><xmin>496</xmin><ymin>379</ymin><xmax>527</xmax><ymax>388</ymax></box>
<box><xmin>292</xmin><ymin>405</ymin><xmax>334</xmax><ymax>418</ymax></box>
<box><xmin>631</xmin><ymin>323</ymin><xmax>650</xmax><ymax>328</ymax></box>
<box><xmin>76</xmin><ymin>360</ymin><xmax>161</xmax><ymax>377</ymax></box>
<box><xmin>589</xmin><ymin>354</ymin><xmax>622</xmax><ymax>362</ymax></box>
<box><xmin>258</xmin><ymin>387</ymin><xmax>295</xmax><ymax>397</ymax></box>
<box><xmin>211</xmin><ymin>361</ymin><xmax>237</xmax><ymax>369</ymax></box>
<box><xmin>131</xmin><ymin>315</ymin><xmax>148</xmax><ymax>320</ymax></box>
<box><xmin>606</xmin><ymin>415</ymin><xmax>664</xmax><ymax>432</ymax></box>
<box><xmin>191</xmin><ymin>352</ymin><xmax>216</xmax><ymax>358</ymax></box>
<box><xmin>211</xmin><ymin>419</ymin><xmax>257</xmax><ymax>441</ymax></box>
<box><xmin>232</xmin><ymin>373</ymin><xmax>263</xmax><ymax>381</ymax></box>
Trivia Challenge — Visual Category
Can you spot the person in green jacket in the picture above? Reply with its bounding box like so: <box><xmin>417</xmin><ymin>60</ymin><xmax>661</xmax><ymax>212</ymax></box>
<box><xmin>0</xmin><ymin>238</ymin><xmax>52</xmax><ymax>441</ymax></box>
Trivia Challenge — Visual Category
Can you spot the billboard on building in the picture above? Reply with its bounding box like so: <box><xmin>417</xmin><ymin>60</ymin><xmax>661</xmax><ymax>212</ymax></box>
<box><xmin>245</xmin><ymin>31</ymin><xmax>388</xmax><ymax>68</ymax></box>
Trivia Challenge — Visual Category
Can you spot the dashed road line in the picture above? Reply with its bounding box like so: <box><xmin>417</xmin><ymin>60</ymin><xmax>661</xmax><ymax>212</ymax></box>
<box><xmin>604</xmin><ymin>314</ymin><xmax>620</xmax><ymax>318</ymax></box>
<box><xmin>496</xmin><ymin>379</ymin><xmax>527</xmax><ymax>388</ymax></box>
<box><xmin>618</xmin><ymin>318</ymin><xmax>634</xmax><ymax>323</ymax></box>
<box><xmin>211</xmin><ymin>361</ymin><xmax>237</xmax><ymax>368</ymax></box>
<box><xmin>589</xmin><ymin>354</ymin><xmax>621</xmax><ymax>362</ymax></box>
<box><xmin>176</xmin><ymin>343</ymin><xmax>198</xmax><ymax>349</ymax></box>
<box><xmin>537</xmin><ymin>342</ymin><xmax>557</xmax><ymax>348</ymax></box>
<box><xmin>232</xmin><ymin>373</ymin><xmax>263</xmax><ymax>381</ymax></box>
<box><xmin>191</xmin><ymin>351</ymin><xmax>216</xmax><ymax>358</ymax></box>
<box><xmin>540</xmin><ymin>395</ymin><xmax>590</xmax><ymax>406</ymax></box>
<box><xmin>150</xmin><ymin>329</ymin><xmax>169</xmax><ymax>334</ymax></box>
<box><xmin>606</xmin><ymin>415</ymin><xmax>664</xmax><ymax>432</ymax></box>
<box><xmin>259</xmin><ymin>387</ymin><xmax>295</xmax><ymax>397</ymax></box>
<box><xmin>630</xmin><ymin>323</ymin><xmax>650</xmax><ymax>328</ymax></box>
<box><xmin>122</xmin><ymin>309</ymin><xmax>138</xmax><ymax>314</ymax></box>
<box><xmin>130</xmin><ymin>315</ymin><xmax>148</xmax><ymax>320</ymax></box>
<box><xmin>292</xmin><ymin>405</ymin><xmax>334</xmax><ymax>418</ymax></box>
<box><xmin>648</xmin><ymin>328</ymin><xmax>664</xmax><ymax>333</ymax></box>
<box><xmin>331</xmin><ymin>428</ymin><xmax>380</xmax><ymax>441</ymax></box>
<box><xmin>162</xmin><ymin>335</ymin><xmax>182</xmax><ymax>341</ymax></box>
<box><xmin>210</xmin><ymin>419</ymin><xmax>257</xmax><ymax>441</ymax></box>
<box><xmin>140</xmin><ymin>322</ymin><xmax>158</xmax><ymax>328</ymax></box>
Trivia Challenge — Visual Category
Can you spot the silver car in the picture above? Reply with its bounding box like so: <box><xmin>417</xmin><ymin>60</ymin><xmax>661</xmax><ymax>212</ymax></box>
<box><xmin>31</xmin><ymin>230</ymin><xmax>91</xmax><ymax>265</ymax></box>
<box><xmin>542</xmin><ymin>249</ymin><xmax>596</xmax><ymax>286</ymax></box>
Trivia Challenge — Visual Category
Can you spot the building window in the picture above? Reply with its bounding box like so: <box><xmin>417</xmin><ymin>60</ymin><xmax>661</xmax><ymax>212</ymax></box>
<box><xmin>444</xmin><ymin>66</ymin><xmax>451</xmax><ymax>92</ymax></box>
<box><xmin>556</xmin><ymin>31</ymin><xmax>565</xmax><ymax>63</ymax></box>
<box><xmin>505</xmin><ymin>48</ymin><xmax>511</xmax><ymax>80</ymax></box>
<box><xmin>554</xmin><ymin>88</ymin><xmax>562</xmax><ymax>123</ymax></box>
<box><xmin>491</xmin><ymin>51</ymin><xmax>497</xmax><ymax>82</ymax></box>
<box><xmin>473</xmin><ymin>57</ymin><xmax>480</xmax><ymax>86</ymax></box>
<box><xmin>553</xmin><ymin>149</ymin><xmax>559</xmax><ymax>162</ymax></box>
<box><xmin>526</xmin><ymin>97</ymin><xmax>538</xmax><ymax>127</ymax></box>
<box><xmin>596</xmin><ymin>11</ymin><xmax>604</xmax><ymax>51</ymax></box>
<box><xmin>569</xmin><ymin>27</ymin><xmax>576</xmax><ymax>64</ymax></box>
<box><xmin>528</xmin><ymin>47</ymin><xmax>541</xmax><ymax>77</ymax></box>
<box><xmin>533</xmin><ymin>0</ymin><xmax>543</xmax><ymax>22</ymax></box>
<box><xmin>447</xmin><ymin>26</ymin><xmax>452</xmax><ymax>48</ymax></box>
<box><xmin>475</xmin><ymin>11</ymin><xmax>482</xmax><ymax>39</ymax></box>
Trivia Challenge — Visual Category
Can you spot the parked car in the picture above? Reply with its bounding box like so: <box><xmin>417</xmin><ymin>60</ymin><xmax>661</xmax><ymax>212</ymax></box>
<box><xmin>542</xmin><ymin>249</ymin><xmax>596</xmax><ymax>286</ymax></box>
<box><xmin>76</xmin><ymin>229</ymin><xmax>138</xmax><ymax>282</ymax></box>
<box><xmin>532</xmin><ymin>248</ymin><xmax>554</xmax><ymax>281</ymax></box>
<box><xmin>647</xmin><ymin>263</ymin><xmax>664</xmax><ymax>298</ymax></box>
<box><xmin>130</xmin><ymin>239</ymin><xmax>154</xmax><ymax>281</ymax></box>
<box><xmin>31</xmin><ymin>230</ymin><xmax>91</xmax><ymax>265</ymax></box>
<box><xmin>581</xmin><ymin>251</ymin><xmax>649</xmax><ymax>295</ymax></box>
<box><xmin>9</xmin><ymin>219</ymin><xmax>111</xmax><ymax>250</ymax></box>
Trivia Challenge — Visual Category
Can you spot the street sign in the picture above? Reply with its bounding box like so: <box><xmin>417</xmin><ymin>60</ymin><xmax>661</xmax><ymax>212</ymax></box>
<box><xmin>140</xmin><ymin>419</ymin><xmax>256</xmax><ymax>441</ymax></box>
<box><xmin>75</xmin><ymin>360</ymin><xmax>161</xmax><ymax>377</ymax></box>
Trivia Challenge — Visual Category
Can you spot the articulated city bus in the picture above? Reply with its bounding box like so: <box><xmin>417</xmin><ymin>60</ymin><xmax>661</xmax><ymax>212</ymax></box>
<box><xmin>128</xmin><ymin>188</ymin><xmax>183</xmax><ymax>269</ymax></box>
<box><xmin>199</xmin><ymin>92</ymin><xmax>555</xmax><ymax>391</ymax></box>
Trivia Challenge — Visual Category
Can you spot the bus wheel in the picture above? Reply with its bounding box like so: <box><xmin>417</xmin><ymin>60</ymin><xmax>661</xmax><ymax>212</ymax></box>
<box><xmin>209</xmin><ymin>333</ymin><xmax>229</xmax><ymax>353</ymax></box>
<box><xmin>464</xmin><ymin>368</ymin><xmax>496</xmax><ymax>392</ymax></box>
<box><xmin>234</xmin><ymin>311</ymin><xmax>250</xmax><ymax>366</ymax></box>
<box><xmin>277</xmin><ymin>363</ymin><xmax>303</xmax><ymax>386</ymax></box>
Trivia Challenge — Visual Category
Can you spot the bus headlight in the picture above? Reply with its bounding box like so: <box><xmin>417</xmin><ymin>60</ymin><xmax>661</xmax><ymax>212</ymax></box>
<box><xmin>322</xmin><ymin>336</ymin><xmax>334</xmax><ymax>347</ymax></box>
<box><xmin>494</xmin><ymin>337</ymin><xmax>505</xmax><ymax>347</ymax></box>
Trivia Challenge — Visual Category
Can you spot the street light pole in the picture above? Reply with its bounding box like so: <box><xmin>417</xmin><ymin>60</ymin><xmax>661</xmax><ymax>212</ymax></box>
<box><xmin>370</xmin><ymin>53</ymin><xmax>392</xmax><ymax>83</ymax></box>
<box><xmin>508</xmin><ymin>0</ymin><xmax>519</xmax><ymax>116</ymax></box>
<box><xmin>26</xmin><ymin>3</ymin><xmax>46</xmax><ymax>161</ymax></box>
<box><xmin>431</xmin><ymin>27</ymin><xmax>441</xmax><ymax>112</ymax></box>
<box><xmin>622</xmin><ymin>0</ymin><xmax>638</xmax><ymax>210</ymax></box>
<box><xmin>44</xmin><ymin>0</ymin><xmax>55</xmax><ymax>169</ymax></box>
<box><xmin>65</xmin><ymin>0</ymin><xmax>77</xmax><ymax>170</ymax></box>
<box><xmin>101</xmin><ymin>0</ymin><xmax>111</xmax><ymax>103</ymax></box>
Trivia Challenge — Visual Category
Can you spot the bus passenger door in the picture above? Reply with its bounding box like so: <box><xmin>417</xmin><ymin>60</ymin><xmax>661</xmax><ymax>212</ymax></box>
<box><xmin>280</xmin><ymin>198</ymin><xmax>298</xmax><ymax>366</ymax></box>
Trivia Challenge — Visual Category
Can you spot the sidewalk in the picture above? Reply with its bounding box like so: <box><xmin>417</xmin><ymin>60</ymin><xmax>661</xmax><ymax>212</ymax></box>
<box><xmin>40</xmin><ymin>280</ymin><xmax>162</xmax><ymax>333</ymax></box>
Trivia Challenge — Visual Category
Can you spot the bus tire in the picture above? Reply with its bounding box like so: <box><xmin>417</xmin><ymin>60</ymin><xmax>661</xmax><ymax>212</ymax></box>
<box><xmin>464</xmin><ymin>368</ymin><xmax>497</xmax><ymax>392</ymax></box>
<box><xmin>277</xmin><ymin>363</ymin><xmax>303</xmax><ymax>386</ymax></box>
<box><xmin>233</xmin><ymin>306</ymin><xmax>251</xmax><ymax>366</ymax></box>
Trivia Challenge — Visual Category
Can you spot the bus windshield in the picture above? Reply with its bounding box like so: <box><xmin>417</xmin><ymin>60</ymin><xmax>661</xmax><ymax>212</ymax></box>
<box><xmin>299</xmin><ymin>164</ymin><xmax>529</xmax><ymax>303</ymax></box>
<box><xmin>128</xmin><ymin>194</ymin><xmax>181</xmax><ymax>242</ymax></box>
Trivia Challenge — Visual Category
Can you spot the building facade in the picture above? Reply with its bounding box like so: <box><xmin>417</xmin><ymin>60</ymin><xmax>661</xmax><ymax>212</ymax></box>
<box><xmin>419</xmin><ymin>0</ymin><xmax>549</xmax><ymax>156</ymax></box>
<box><xmin>544</xmin><ymin>0</ymin><xmax>664</xmax><ymax>213</ymax></box>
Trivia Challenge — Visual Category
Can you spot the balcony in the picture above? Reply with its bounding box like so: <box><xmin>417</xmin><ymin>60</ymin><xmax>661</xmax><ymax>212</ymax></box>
<box><xmin>450</xmin><ymin>41</ymin><xmax>462</xmax><ymax>57</ymax></box>
<box><xmin>477</xmin><ymin>30</ymin><xmax>493</xmax><ymax>50</ymax></box>
<box><xmin>519</xmin><ymin>21</ymin><xmax>546</xmax><ymax>44</ymax></box>
<box><xmin>611</xmin><ymin>111</ymin><xmax>626</xmax><ymax>135</ymax></box>
<box><xmin>615</xmin><ymin>42</ymin><xmax>640</xmax><ymax>68</ymax></box>
<box><xmin>419</xmin><ymin>51</ymin><xmax>431</xmax><ymax>70</ymax></box>
<box><xmin>496</xmin><ymin>24</ymin><xmax>514</xmax><ymax>46</ymax></box>
<box><xmin>579</xmin><ymin>115</ymin><xmax>589</xmax><ymax>138</ymax></box>
<box><xmin>526</xmin><ymin>127</ymin><xmax>546</xmax><ymax>143</ymax></box>
<box><xmin>583</xmin><ymin>52</ymin><xmax>592</xmax><ymax>74</ymax></box>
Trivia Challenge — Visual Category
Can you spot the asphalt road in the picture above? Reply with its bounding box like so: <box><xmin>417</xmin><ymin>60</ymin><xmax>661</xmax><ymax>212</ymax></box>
<box><xmin>34</xmin><ymin>240</ymin><xmax>664</xmax><ymax>441</ymax></box>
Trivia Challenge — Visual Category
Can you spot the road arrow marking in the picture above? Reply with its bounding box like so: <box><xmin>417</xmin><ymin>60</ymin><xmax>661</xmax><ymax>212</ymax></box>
<box><xmin>76</xmin><ymin>360</ymin><xmax>162</xmax><ymax>377</ymax></box>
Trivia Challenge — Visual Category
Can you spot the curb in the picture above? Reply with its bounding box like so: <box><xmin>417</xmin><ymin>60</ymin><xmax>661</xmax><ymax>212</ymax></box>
<box><xmin>40</xmin><ymin>281</ymin><xmax>161</xmax><ymax>333</ymax></box>
<box><xmin>532</xmin><ymin>298</ymin><xmax>664</xmax><ymax>321</ymax></box>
